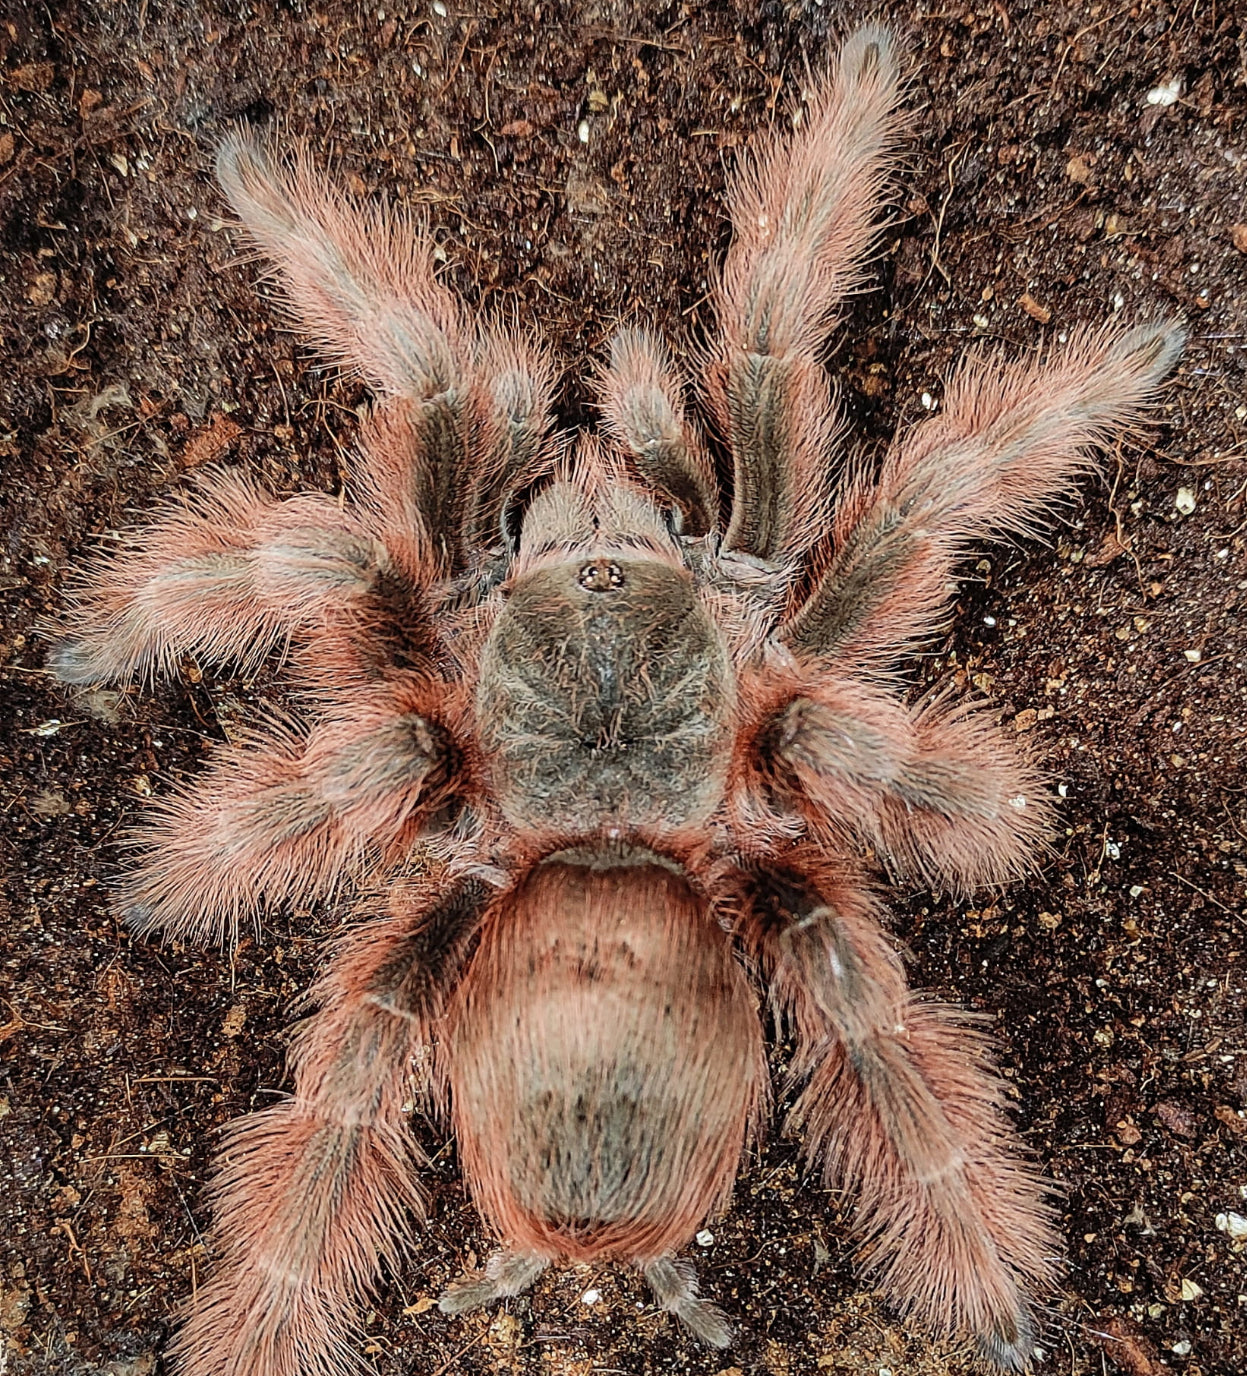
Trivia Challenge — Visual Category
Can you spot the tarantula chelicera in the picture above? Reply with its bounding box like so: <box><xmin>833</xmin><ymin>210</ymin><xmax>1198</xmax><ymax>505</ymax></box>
<box><xmin>52</xmin><ymin>24</ymin><xmax>1182</xmax><ymax>1376</ymax></box>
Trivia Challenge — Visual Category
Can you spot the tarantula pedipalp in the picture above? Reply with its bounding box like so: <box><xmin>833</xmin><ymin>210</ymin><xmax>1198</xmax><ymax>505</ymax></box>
<box><xmin>51</xmin><ymin>24</ymin><xmax>1183</xmax><ymax>1376</ymax></box>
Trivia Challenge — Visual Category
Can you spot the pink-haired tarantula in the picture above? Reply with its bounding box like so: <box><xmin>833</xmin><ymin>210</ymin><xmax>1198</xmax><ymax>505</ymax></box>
<box><xmin>52</xmin><ymin>24</ymin><xmax>1182</xmax><ymax>1376</ymax></box>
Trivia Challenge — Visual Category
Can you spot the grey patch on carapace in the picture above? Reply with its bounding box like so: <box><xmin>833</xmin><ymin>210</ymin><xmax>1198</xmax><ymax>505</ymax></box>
<box><xmin>477</xmin><ymin>556</ymin><xmax>733</xmax><ymax>829</ymax></box>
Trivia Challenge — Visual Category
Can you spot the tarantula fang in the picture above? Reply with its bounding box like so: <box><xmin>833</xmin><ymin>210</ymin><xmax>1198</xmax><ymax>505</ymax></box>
<box><xmin>52</xmin><ymin>24</ymin><xmax>1183</xmax><ymax>1376</ymax></box>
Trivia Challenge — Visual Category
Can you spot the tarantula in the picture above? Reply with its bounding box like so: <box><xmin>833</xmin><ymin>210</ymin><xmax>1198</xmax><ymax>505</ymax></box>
<box><xmin>51</xmin><ymin>24</ymin><xmax>1182</xmax><ymax>1376</ymax></box>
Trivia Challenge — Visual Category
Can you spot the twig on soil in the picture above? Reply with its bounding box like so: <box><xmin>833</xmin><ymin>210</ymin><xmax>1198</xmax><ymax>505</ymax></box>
<box><xmin>1167</xmin><ymin>871</ymin><xmax>1239</xmax><ymax>916</ymax></box>
<box><xmin>430</xmin><ymin>1334</ymin><xmax>485</xmax><ymax>1376</ymax></box>
<box><xmin>51</xmin><ymin>1219</ymin><xmax>92</xmax><ymax>1284</ymax></box>
<box><xmin>132</xmin><ymin>1075</ymin><xmax>219</xmax><ymax>1083</ymax></box>
<box><xmin>1107</xmin><ymin>444</ymin><xmax>1147</xmax><ymax>592</ymax></box>
<box><xmin>581</xmin><ymin>29</ymin><xmax>691</xmax><ymax>55</ymax></box>
<box><xmin>927</xmin><ymin>141</ymin><xmax>968</xmax><ymax>286</ymax></box>
<box><xmin>436</xmin><ymin>20</ymin><xmax>478</xmax><ymax>98</ymax></box>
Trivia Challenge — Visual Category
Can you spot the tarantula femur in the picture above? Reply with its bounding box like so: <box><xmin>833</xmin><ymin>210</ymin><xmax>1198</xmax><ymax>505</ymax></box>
<box><xmin>52</xmin><ymin>24</ymin><xmax>1182</xmax><ymax>1376</ymax></box>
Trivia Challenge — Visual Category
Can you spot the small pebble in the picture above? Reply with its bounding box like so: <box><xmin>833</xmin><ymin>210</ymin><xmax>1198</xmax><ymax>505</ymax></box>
<box><xmin>1146</xmin><ymin>77</ymin><xmax>1182</xmax><ymax>107</ymax></box>
<box><xmin>25</xmin><ymin>719</ymin><xmax>70</xmax><ymax>737</ymax></box>
<box><xmin>1184</xmin><ymin>649</ymin><xmax>1202</xmax><ymax>663</ymax></box>
<box><xmin>577</xmin><ymin>119</ymin><xmax>590</xmax><ymax>144</ymax></box>
<box><xmin>581</xmin><ymin>1288</ymin><xmax>601</xmax><ymax>1305</ymax></box>
<box><xmin>1172</xmin><ymin>1339</ymin><xmax>1192</xmax><ymax>1356</ymax></box>
<box><xmin>1180</xmin><ymin>1278</ymin><xmax>1203</xmax><ymax>1301</ymax></box>
<box><xmin>1216</xmin><ymin>1211</ymin><xmax>1247</xmax><ymax>1239</ymax></box>
<box><xmin>695</xmin><ymin>1229</ymin><xmax>715</xmax><ymax>1247</ymax></box>
<box><xmin>1175</xmin><ymin>487</ymin><xmax>1197</xmax><ymax>515</ymax></box>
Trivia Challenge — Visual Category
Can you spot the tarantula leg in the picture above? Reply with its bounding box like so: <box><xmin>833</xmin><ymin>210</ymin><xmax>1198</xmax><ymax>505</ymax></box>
<box><xmin>354</xmin><ymin>349</ymin><xmax>556</xmax><ymax>595</ymax></box>
<box><xmin>218</xmin><ymin>134</ymin><xmax>557</xmax><ymax>578</ymax></box>
<box><xmin>217</xmin><ymin>131</ymin><xmax>464</xmax><ymax>412</ymax></box>
<box><xmin>437</xmin><ymin>1249</ymin><xmax>549</xmax><ymax>1315</ymax></box>
<box><xmin>745</xmin><ymin>860</ymin><xmax>1057</xmax><ymax>1371</ymax></box>
<box><xmin>784</xmin><ymin>320</ymin><xmax>1185</xmax><ymax>668</ymax></box>
<box><xmin>598</xmin><ymin>328</ymin><xmax>719</xmax><ymax>537</ymax></box>
<box><xmin>121</xmin><ymin>701</ymin><xmax>455</xmax><ymax>946</ymax></box>
<box><xmin>767</xmin><ymin>684</ymin><xmax>1051</xmax><ymax>893</ymax></box>
<box><xmin>170</xmin><ymin>876</ymin><xmax>487</xmax><ymax>1376</ymax></box>
<box><xmin>218</xmin><ymin>130</ymin><xmax>468</xmax><ymax>570</ymax></box>
<box><xmin>642</xmin><ymin>1256</ymin><xmax>733</xmax><ymax>1348</ymax></box>
<box><xmin>462</xmin><ymin>328</ymin><xmax>558</xmax><ymax>556</ymax></box>
<box><xmin>49</xmin><ymin>470</ymin><xmax>383</xmax><ymax>686</ymax></box>
<box><xmin>872</xmin><ymin>695</ymin><xmax>1052</xmax><ymax>891</ymax></box>
<box><xmin>707</xmin><ymin>25</ymin><xmax>904</xmax><ymax>568</ymax></box>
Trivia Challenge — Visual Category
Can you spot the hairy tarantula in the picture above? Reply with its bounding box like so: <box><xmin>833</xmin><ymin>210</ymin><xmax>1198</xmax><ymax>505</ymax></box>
<box><xmin>51</xmin><ymin>24</ymin><xmax>1183</xmax><ymax>1376</ymax></box>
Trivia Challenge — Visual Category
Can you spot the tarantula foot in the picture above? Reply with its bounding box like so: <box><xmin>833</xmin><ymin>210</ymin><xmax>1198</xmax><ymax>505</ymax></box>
<box><xmin>643</xmin><ymin>1256</ymin><xmax>733</xmax><ymax>1348</ymax></box>
<box><xmin>46</xmin><ymin>635</ymin><xmax>107</xmax><ymax>686</ymax></box>
<box><xmin>977</xmin><ymin>1305</ymin><xmax>1039</xmax><ymax>1373</ymax></box>
<box><xmin>1110</xmin><ymin>318</ymin><xmax>1187</xmax><ymax>379</ymax></box>
<box><xmin>438</xmin><ymin>1250</ymin><xmax>548</xmax><ymax>1315</ymax></box>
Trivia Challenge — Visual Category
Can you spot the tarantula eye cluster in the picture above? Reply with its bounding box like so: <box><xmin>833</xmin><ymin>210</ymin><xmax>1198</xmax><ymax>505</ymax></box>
<box><xmin>52</xmin><ymin>24</ymin><xmax>1181</xmax><ymax>1376</ymax></box>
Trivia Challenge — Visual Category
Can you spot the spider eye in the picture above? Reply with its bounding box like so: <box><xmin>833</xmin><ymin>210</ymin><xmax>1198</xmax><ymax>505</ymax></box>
<box><xmin>577</xmin><ymin>560</ymin><xmax>625</xmax><ymax>592</ymax></box>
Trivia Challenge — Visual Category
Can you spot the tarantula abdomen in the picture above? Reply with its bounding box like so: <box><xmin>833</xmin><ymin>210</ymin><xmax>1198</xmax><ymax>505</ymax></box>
<box><xmin>444</xmin><ymin>848</ymin><xmax>764</xmax><ymax>1335</ymax></box>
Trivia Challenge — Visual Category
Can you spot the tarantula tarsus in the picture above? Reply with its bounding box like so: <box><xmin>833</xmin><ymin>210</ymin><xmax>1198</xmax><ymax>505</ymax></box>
<box><xmin>51</xmin><ymin>23</ymin><xmax>1183</xmax><ymax>1376</ymax></box>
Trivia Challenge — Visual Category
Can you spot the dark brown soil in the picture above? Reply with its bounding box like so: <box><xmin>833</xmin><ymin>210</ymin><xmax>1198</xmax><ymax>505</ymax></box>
<box><xmin>1</xmin><ymin>3</ymin><xmax>1244</xmax><ymax>1375</ymax></box>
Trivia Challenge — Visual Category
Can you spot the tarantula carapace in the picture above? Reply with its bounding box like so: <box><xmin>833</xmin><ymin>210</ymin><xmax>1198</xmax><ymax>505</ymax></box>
<box><xmin>52</xmin><ymin>24</ymin><xmax>1182</xmax><ymax>1376</ymax></box>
